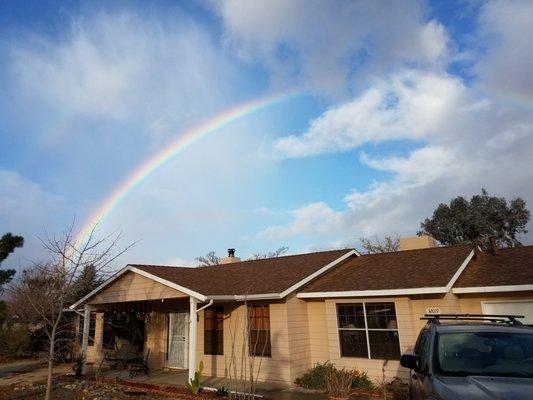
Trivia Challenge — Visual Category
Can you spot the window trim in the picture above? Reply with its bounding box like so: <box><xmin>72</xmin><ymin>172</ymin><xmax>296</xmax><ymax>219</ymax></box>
<box><xmin>336</xmin><ymin>301</ymin><xmax>401</xmax><ymax>360</ymax></box>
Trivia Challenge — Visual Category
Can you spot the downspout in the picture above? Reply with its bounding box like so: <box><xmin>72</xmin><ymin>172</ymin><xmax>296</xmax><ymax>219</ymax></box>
<box><xmin>196</xmin><ymin>299</ymin><xmax>214</xmax><ymax>314</ymax></box>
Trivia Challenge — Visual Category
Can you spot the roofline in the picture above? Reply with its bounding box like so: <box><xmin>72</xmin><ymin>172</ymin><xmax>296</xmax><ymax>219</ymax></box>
<box><xmin>69</xmin><ymin>265</ymin><xmax>207</xmax><ymax>309</ymax></box>
<box><xmin>296</xmin><ymin>247</ymin><xmax>475</xmax><ymax>299</ymax></box>
<box><xmin>452</xmin><ymin>284</ymin><xmax>533</xmax><ymax>294</ymax></box>
<box><xmin>297</xmin><ymin>286</ymin><xmax>449</xmax><ymax>298</ymax></box>
<box><xmin>279</xmin><ymin>249</ymin><xmax>358</xmax><ymax>298</ymax></box>
<box><xmin>445</xmin><ymin>249</ymin><xmax>475</xmax><ymax>291</ymax></box>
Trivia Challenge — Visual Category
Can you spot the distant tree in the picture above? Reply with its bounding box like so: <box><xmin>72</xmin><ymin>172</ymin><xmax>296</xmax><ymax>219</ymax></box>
<box><xmin>196</xmin><ymin>251</ymin><xmax>221</xmax><ymax>266</ymax></box>
<box><xmin>359</xmin><ymin>236</ymin><xmax>400</xmax><ymax>254</ymax></box>
<box><xmin>419</xmin><ymin>189</ymin><xmax>530</xmax><ymax>248</ymax></box>
<box><xmin>0</xmin><ymin>233</ymin><xmax>24</xmax><ymax>290</ymax></box>
<box><xmin>70</xmin><ymin>264</ymin><xmax>106</xmax><ymax>302</ymax></box>
<box><xmin>249</xmin><ymin>246</ymin><xmax>289</xmax><ymax>260</ymax></box>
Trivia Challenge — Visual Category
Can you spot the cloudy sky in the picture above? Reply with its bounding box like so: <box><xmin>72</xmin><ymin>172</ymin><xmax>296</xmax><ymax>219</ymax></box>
<box><xmin>1</xmin><ymin>0</ymin><xmax>532</xmax><ymax>269</ymax></box>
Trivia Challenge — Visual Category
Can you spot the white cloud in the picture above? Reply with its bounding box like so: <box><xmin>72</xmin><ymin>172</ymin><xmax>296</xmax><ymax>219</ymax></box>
<box><xmin>0</xmin><ymin>169</ymin><xmax>70</xmax><ymax>267</ymax></box>
<box><xmin>211</xmin><ymin>0</ymin><xmax>448</xmax><ymax>94</ymax></box>
<box><xmin>275</xmin><ymin>70</ymin><xmax>464</xmax><ymax>157</ymax></box>
<box><xmin>9</xmin><ymin>11</ymin><xmax>241</xmax><ymax>139</ymax></box>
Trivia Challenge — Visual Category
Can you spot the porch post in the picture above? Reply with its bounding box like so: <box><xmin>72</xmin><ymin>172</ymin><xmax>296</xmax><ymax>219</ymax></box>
<box><xmin>81</xmin><ymin>304</ymin><xmax>92</xmax><ymax>373</ymax></box>
<box><xmin>188</xmin><ymin>297</ymin><xmax>198</xmax><ymax>382</ymax></box>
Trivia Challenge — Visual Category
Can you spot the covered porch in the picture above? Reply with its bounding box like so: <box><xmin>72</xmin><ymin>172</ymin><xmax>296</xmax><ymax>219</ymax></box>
<box><xmin>75</xmin><ymin>267</ymin><xmax>207</xmax><ymax>383</ymax></box>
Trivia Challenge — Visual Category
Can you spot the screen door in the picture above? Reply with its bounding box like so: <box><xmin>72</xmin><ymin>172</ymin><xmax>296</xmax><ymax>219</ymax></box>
<box><xmin>168</xmin><ymin>312</ymin><xmax>189</xmax><ymax>369</ymax></box>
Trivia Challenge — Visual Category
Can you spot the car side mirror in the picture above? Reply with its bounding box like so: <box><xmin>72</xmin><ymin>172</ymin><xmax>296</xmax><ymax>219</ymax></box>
<box><xmin>400</xmin><ymin>354</ymin><xmax>420</xmax><ymax>371</ymax></box>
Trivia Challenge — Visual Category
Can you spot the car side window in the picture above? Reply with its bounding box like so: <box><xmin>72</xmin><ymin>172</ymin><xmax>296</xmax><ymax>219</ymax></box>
<box><xmin>418</xmin><ymin>332</ymin><xmax>431</xmax><ymax>372</ymax></box>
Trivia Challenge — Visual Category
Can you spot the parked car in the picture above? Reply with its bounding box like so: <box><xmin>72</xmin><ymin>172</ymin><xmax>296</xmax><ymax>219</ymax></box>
<box><xmin>400</xmin><ymin>314</ymin><xmax>533</xmax><ymax>400</ymax></box>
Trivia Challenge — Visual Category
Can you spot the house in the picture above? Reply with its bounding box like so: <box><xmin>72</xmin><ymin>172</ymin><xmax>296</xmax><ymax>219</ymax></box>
<box><xmin>70</xmin><ymin>238</ymin><xmax>533</xmax><ymax>384</ymax></box>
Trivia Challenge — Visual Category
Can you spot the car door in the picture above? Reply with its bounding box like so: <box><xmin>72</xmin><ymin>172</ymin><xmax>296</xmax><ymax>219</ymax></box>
<box><xmin>411</xmin><ymin>329</ymin><xmax>431</xmax><ymax>400</ymax></box>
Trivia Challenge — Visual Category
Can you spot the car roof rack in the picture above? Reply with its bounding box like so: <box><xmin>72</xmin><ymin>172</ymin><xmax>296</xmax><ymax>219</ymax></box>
<box><xmin>421</xmin><ymin>313</ymin><xmax>524</xmax><ymax>326</ymax></box>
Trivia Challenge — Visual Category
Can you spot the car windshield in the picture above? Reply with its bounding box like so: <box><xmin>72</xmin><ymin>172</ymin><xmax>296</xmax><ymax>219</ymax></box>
<box><xmin>436</xmin><ymin>331</ymin><xmax>533</xmax><ymax>377</ymax></box>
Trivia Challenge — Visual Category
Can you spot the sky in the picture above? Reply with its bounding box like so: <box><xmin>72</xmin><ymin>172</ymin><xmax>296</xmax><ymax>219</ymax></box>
<box><xmin>1</xmin><ymin>0</ymin><xmax>533</xmax><ymax>270</ymax></box>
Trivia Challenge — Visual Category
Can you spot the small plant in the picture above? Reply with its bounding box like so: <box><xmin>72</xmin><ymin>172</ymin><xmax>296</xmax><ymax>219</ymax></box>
<box><xmin>351</xmin><ymin>369</ymin><xmax>374</xmax><ymax>390</ymax></box>
<box><xmin>186</xmin><ymin>360</ymin><xmax>204</xmax><ymax>395</ymax></box>
<box><xmin>325</xmin><ymin>367</ymin><xmax>354</xmax><ymax>400</ymax></box>
<box><xmin>215</xmin><ymin>386</ymin><xmax>229</xmax><ymax>397</ymax></box>
<box><xmin>294</xmin><ymin>361</ymin><xmax>337</xmax><ymax>390</ymax></box>
<box><xmin>72</xmin><ymin>353</ymin><xmax>86</xmax><ymax>378</ymax></box>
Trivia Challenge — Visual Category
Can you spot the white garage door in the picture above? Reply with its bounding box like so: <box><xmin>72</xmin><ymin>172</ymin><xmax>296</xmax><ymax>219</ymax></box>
<box><xmin>482</xmin><ymin>300</ymin><xmax>533</xmax><ymax>325</ymax></box>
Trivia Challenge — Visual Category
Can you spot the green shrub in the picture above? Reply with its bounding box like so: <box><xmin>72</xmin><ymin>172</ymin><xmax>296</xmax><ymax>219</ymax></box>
<box><xmin>295</xmin><ymin>361</ymin><xmax>374</xmax><ymax>391</ymax></box>
<box><xmin>0</xmin><ymin>324</ymin><xmax>31</xmax><ymax>359</ymax></box>
<box><xmin>294</xmin><ymin>361</ymin><xmax>336</xmax><ymax>390</ymax></box>
<box><xmin>351</xmin><ymin>370</ymin><xmax>374</xmax><ymax>390</ymax></box>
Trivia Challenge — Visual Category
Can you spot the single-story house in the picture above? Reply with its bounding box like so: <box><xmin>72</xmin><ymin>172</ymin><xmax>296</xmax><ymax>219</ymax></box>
<box><xmin>70</xmin><ymin>237</ymin><xmax>533</xmax><ymax>384</ymax></box>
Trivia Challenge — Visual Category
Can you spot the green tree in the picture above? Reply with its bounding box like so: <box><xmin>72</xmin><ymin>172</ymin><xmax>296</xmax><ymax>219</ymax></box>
<box><xmin>70</xmin><ymin>264</ymin><xmax>105</xmax><ymax>302</ymax></box>
<box><xmin>0</xmin><ymin>233</ymin><xmax>24</xmax><ymax>289</ymax></box>
<box><xmin>419</xmin><ymin>189</ymin><xmax>530</xmax><ymax>248</ymax></box>
<box><xmin>359</xmin><ymin>235</ymin><xmax>400</xmax><ymax>254</ymax></box>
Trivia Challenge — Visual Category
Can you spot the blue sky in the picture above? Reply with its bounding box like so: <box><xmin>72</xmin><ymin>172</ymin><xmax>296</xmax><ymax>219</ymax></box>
<box><xmin>1</xmin><ymin>0</ymin><xmax>532</xmax><ymax>269</ymax></box>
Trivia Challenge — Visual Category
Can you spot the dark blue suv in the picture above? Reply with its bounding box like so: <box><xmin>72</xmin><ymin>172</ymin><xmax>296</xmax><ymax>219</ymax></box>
<box><xmin>400</xmin><ymin>314</ymin><xmax>533</xmax><ymax>400</ymax></box>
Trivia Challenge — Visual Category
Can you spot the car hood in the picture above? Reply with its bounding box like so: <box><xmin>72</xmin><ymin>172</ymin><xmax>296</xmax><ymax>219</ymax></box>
<box><xmin>437</xmin><ymin>375</ymin><xmax>533</xmax><ymax>400</ymax></box>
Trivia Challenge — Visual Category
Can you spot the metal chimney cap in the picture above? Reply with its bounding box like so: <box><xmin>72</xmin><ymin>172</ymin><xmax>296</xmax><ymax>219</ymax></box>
<box><xmin>228</xmin><ymin>248</ymin><xmax>236</xmax><ymax>257</ymax></box>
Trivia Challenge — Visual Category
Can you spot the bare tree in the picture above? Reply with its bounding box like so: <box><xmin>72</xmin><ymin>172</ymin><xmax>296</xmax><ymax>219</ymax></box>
<box><xmin>8</xmin><ymin>222</ymin><xmax>133</xmax><ymax>400</ymax></box>
<box><xmin>196</xmin><ymin>250</ymin><xmax>221</xmax><ymax>266</ymax></box>
<box><xmin>249</xmin><ymin>246</ymin><xmax>289</xmax><ymax>260</ymax></box>
<box><xmin>359</xmin><ymin>235</ymin><xmax>400</xmax><ymax>254</ymax></box>
<box><xmin>225</xmin><ymin>299</ymin><xmax>269</xmax><ymax>399</ymax></box>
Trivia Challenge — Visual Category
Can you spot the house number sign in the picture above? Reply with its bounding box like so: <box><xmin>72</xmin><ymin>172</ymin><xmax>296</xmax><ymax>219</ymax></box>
<box><xmin>425</xmin><ymin>307</ymin><xmax>441</xmax><ymax>315</ymax></box>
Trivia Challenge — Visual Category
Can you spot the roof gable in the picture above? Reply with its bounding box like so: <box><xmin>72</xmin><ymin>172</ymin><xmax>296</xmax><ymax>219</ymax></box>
<box><xmin>299</xmin><ymin>245</ymin><xmax>473</xmax><ymax>297</ymax></box>
<box><xmin>453</xmin><ymin>245</ymin><xmax>533</xmax><ymax>291</ymax></box>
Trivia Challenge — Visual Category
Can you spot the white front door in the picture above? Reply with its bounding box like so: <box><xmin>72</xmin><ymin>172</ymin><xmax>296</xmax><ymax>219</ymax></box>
<box><xmin>168</xmin><ymin>312</ymin><xmax>189</xmax><ymax>369</ymax></box>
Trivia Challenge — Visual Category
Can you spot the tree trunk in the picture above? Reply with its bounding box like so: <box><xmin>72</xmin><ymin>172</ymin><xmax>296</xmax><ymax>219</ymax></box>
<box><xmin>45</xmin><ymin>323</ymin><xmax>57</xmax><ymax>400</ymax></box>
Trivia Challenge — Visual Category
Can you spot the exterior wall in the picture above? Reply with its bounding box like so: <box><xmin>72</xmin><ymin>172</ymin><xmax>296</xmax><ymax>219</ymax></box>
<box><xmin>145</xmin><ymin>312</ymin><xmax>168</xmax><ymax>370</ymax></box>
<box><xmin>305</xmin><ymin>291</ymin><xmax>533</xmax><ymax>384</ymax></box>
<box><xmin>196</xmin><ymin>301</ymin><xmax>292</xmax><ymax>383</ymax></box>
<box><xmin>86</xmin><ymin>312</ymin><xmax>104</xmax><ymax>364</ymax></box>
<box><xmin>89</xmin><ymin>271</ymin><xmax>188</xmax><ymax>304</ymax></box>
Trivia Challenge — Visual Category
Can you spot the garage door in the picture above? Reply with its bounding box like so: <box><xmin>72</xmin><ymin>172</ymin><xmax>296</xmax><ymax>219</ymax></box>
<box><xmin>482</xmin><ymin>300</ymin><xmax>533</xmax><ymax>325</ymax></box>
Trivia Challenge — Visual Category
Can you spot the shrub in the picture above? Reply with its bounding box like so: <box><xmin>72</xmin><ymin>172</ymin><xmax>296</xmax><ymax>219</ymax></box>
<box><xmin>0</xmin><ymin>323</ymin><xmax>31</xmax><ymax>359</ymax></box>
<box><xmin>325</xmin><ymin>367</ymin><xmax>353</xmax><ymax>399</ymax></box>
<box><xmin>351</xmin><ymin>369</ymin><xmax>374</xmax><ymax>390</ymax></box>
<box><xmin>294</xmin><ymin>361</ymin><xmax>337</xmax><ymax>390</ymax></box>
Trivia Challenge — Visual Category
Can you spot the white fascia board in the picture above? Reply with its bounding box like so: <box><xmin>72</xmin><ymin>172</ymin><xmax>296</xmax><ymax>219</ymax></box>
<box><xmin>129</xmin><ymin>266</ymin><xmax>207</xmax><ymax>301</ymax></box>
<box><xmin>445</xmin><ymin>249</ymin><xmax>475</xmax><ymax>291</ymax></box>
<box><xmin>69</xmin><ymin>265</ymin><xmax>207</xmax><ymax>309</ymax></box>
<box><xmin>207</xmin><ymin>293</ymin><xmax>282</xmax><ymax>301</ymax></box>
<box><xmin>452</xmin><ymin>284</ymin><xmax>533</xmax><ymax>294</ymax></box>
<box><xmin>280</xmin><ymin>249</ymin><xmax>358</xmax><ymax>298</ymax></box>
<box><xmin>69</xmin><ymin>266</ymin><xmax>131</xmax><ymax>309</ymax></box>
<box><xmin>297</xmin><ymin>286</ymin><xmax>448</xmax><ymax>299</ymax></box>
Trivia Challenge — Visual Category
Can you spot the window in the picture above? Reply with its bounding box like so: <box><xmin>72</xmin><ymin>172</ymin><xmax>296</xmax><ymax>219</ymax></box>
<box><xmin>204</xmin><ymin>306</ymin><xmax>224</xmax><ymax>355</ymax></box>
<box><xmin>337</xmin><ymin>302</ymin><xmax>400</xmax><ymax>360</ymax></box>
<box><xmin>248</xmin><ymin>305</ymin><xmax>271</xmax><ymax>357</ymax></box>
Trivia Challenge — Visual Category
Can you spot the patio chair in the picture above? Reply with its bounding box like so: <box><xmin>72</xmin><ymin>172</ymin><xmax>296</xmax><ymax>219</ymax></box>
<box><xmin>129</xmin><ymin>348</ymin><xmax>150</xmax><ymax>378</ymax></box>
<box><xmin>115</xmin><ymin>343</ymin><xmax>141</xmax><ymax>370</ymax></box>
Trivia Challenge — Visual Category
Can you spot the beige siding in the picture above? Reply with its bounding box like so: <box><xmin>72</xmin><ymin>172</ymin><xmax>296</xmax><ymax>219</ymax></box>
<box><xmin>145</xmin><ymin>313</ymin><xmax>168</xmax><ymax>369</ymax></box>
<box><xmin>89</xmin><ymin>271</ymin><xmax>187</xmax><ymax>304</ymax></box>
<box><xmin>197</xmin><ymin>301</ymin><xmax>292</xmax><ymax>383</ymax></box>
<box><xmin>285</xmin><ymin>295</ymin><xmax>312</xmax><ymax>382</ymax></box>
<box><xmin>307</xmin><ymin>300</ymin><xmax>330</xmax><ymax>364</ymax></box>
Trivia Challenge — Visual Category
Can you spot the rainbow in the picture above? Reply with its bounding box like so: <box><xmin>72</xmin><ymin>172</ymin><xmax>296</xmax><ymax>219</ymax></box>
<box><xmin>77</xmin><ymin>91</ymin><xmax>300</xmax><ymax>245</ymax></box>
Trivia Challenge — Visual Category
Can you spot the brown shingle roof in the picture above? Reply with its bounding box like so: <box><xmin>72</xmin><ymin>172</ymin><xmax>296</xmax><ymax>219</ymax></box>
<box><xmin>131</xmin><ymin>249</ymin><xmax>352</xmax><ymax>296</ymax></box>
<box><xmin>453</xmin><ymin>245</ymin><xmax>533</xmax><ymax>288</ymax></box>
<box><xmin>301</xmin><ymin>245</ymin><xmax>473</xmax><ymax>293</ymax></box>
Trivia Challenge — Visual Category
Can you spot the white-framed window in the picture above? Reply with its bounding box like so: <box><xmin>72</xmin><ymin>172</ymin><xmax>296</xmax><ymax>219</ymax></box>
<box><xmin>337</xmin><ymin>302</ymin><xmax>401</xmax><ymax>360</ymax></box>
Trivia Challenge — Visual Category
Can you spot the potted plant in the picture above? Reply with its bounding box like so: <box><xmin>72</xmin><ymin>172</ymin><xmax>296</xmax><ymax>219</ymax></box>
<box><xmin>325</xmin><ymin>367</ymin><xmax>354</xmax><ymax>400</ymax></box>
<box><xmin>72</xmin><ymin>353</ymin><xmax>86</xmax><ymax>379</ymax></box>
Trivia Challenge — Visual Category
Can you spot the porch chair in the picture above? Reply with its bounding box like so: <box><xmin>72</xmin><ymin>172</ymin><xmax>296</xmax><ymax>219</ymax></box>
<box><xmin>129</xmin><ymin>348</ymin><xmax>150</xmax><ymax>378</ymax></box>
